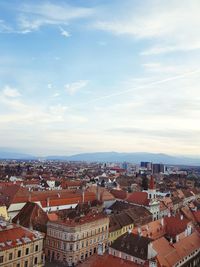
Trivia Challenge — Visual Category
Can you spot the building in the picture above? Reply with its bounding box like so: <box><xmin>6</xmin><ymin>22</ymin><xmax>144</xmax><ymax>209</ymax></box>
<box><xmin>45</xmin><ymin>212</ymin><xmax>109</xmax><ymax>266</ymax></box>
<box><xmin>109</xmin><ymin>232</ymin><xmax>157</xmax><ymax>266</ymax></box>
<box><xmin>109</xmin><ymin>213</ymin><xmax>134</xmax><ymax>244</ymax></box>
<box><xmin>152</xmin><ymin>164</ymin><xmax>165</xmax><ymax>174</ymax></box>
<box><xmin>152</xmin><ymin>231</ymin><xmax>200</xmax><ymax>267</ymax></box>
<box><xmin>128</xmin><ymin>176</ymin><xmax>160</xmax><ymax>220</ymax></box>
<box><xmin>141</xmin><ymin>162</ymin><xmax>152</xmax><ymax>171</ymax></box>
<box><xmin>0</xmin><ymin>220</ymin><xmax>44</xmax><ymax>267</ymax></box>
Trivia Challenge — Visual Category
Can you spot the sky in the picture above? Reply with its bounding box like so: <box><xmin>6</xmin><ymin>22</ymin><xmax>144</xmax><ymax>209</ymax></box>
<box><xmin>0</xmin><ymin>0</ymin><xmax>200</xmax><ymax>156</ymax></box>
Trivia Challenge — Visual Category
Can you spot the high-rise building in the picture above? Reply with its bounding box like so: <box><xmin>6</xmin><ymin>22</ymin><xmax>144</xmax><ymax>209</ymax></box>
<box><xmin>152</xmin><ymin>163</ymin><xmax>165</xmax><ymax>174</ymax></box>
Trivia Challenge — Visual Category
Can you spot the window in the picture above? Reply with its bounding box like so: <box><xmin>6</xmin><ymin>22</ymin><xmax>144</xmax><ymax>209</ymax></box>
<box><xmin>26</xmin><ymin>248</ymin><xmax>29</xmax><ymax>255</ymax></box>
<box><xmin>34</xmin><ymin>257</ymin><xmax>38</xmax><ymax>265</ymax></box>
<box><xmin>0</xmin><ymin>256</ymin><xmax>3</xmax><ymax>263</ymax></box>
<box><xmin>18</xmin><ymin>250</ymin><xmax>21</xmax><ymax>257</ymax></box>
<box><xmin>17</xmin><ymin>264</ymin><xmax>20</xmax><ymax>267</ymax></box>
<box><xmin>24</xmin><ymin>261</ymin><xmax>28</xmax><ymax>267</ymax></box>
<box><xmin>9</xmin><ymin>253</ymin><xmax>12</xmax><ymax>260</ymax></box>
<box><xmin>35</xmin><ymin>245</ymin><xmax>39</xmax><ymax>252</ymax></box>
<box><xmin>70</xmin><ymin>244</ymin><xmax>73</xmax><ymax>251</ymax></box>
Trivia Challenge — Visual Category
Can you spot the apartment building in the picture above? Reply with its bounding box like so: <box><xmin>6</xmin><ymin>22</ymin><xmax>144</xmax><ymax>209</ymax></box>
<box><xmin>45</xmin><ymin>212</ymin><xmax>109</xmax><ymax>266</ymax></box>
<box><xmin>0</xmin><ymin>220</ymin><xmax>44</xmax><ymax>267</ymax></box>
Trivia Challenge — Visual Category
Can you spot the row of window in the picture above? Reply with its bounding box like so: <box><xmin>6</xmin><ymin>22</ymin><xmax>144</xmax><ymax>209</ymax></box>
<box><xmin>110</xmin><ymin>225</ymin><xmax>133</xmax><ymax>238</ymax></box>
<box><xmin>47</xmin><ymin>234</ymin><xmax>106</xmax><ymax>251</ymax></box>
<box><xmin>0</xmin><ymin>245</ymin><xmax>39</xmax><ymax>264</ymax></box>
<box><xmin>0</xmin><ymin>256</ymin><xmax>38</xmax><ymax>266</ymax></box>
<box><xmin>48</xmin><ymin>225</ymin><xmax>108</xmax><ymax>240</ymax></box>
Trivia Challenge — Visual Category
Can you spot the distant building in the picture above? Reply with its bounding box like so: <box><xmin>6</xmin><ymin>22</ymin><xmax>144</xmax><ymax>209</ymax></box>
<box><xmin>0</xmin><ymin>220</ymin><xmax>44</xmax><ymax>267</ymax></box>
<box><xmin>45</xmin><ymin>212</ymin><xmax>109</xmax><ymax>266</ymax></box>
<box><xmin>141</xmin><ymin>162</ymin><xmax>152</xmax><ymax>171</ymax></box>
<box><xmin>152</xmin><ymin>164</ymin><xmax>165</xmax><ymax>174</ymax></box>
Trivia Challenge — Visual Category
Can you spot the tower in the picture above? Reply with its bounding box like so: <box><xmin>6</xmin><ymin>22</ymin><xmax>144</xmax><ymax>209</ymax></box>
<box><xmin>148</xmin><ymin>175</ymin><xmax>156</xmax><ymax>200</ymax></box>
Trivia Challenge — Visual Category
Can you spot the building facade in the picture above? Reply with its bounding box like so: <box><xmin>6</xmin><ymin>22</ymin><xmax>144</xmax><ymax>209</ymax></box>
<box><xmin>0</xmin><ymin>220</ymin><xmax>44</xmax><ymax>267</ymax></box>
<box><xmin>45</xmin><ymin>213</ymin><xmax>109</xmax><ymax>266</ymax></box>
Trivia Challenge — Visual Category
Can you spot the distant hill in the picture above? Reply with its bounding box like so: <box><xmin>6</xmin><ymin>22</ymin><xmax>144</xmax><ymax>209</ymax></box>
<box><xmin>46</xmin><ymin>152</ymin><xmax>200</xmax><ymax>166</ymax></box>
<box><xmin>0</xmin><ymin>149</ymin><xmax>199</xmax><ymax>165</ymax></box>
<box><xmin>0</xmin><ymin>149</ymin><xmax>36</xmax><ymax>160</ymax></box>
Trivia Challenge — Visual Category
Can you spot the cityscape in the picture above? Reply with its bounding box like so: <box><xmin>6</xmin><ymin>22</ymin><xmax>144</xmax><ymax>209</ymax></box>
<box><xmin>1</xmin><ymin>0</ymin><xmax>200</xmax><ymax>267</ymax></box>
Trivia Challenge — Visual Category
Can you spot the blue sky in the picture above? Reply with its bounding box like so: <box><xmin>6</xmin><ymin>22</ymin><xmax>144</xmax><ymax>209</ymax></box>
<box><xmin>0</xmin><ymin>0</ymin><xmax>200</xmax><ymax>156</ymax></box>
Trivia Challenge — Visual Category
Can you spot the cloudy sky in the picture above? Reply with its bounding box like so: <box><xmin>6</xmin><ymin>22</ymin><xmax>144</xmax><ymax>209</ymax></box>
<box><xmin>0</xmin><ymin>0</ymin><xmax>200</xmax><ymax>156</ymax></box>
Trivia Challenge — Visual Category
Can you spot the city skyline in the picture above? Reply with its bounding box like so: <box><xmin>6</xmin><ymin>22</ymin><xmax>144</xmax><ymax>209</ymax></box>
<box><xmin>1</xmin><ymin>0</ymin><xmax>200</xmax><ymax>156</ymax></box>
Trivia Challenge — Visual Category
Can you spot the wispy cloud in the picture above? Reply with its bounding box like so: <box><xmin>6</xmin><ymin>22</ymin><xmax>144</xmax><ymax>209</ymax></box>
<box><xmin>59</xmin><ymin>27</ymin><xmax>70</xmax><ymax>37</ymax></box>
<box><xmin>65</xmin><ymin>80</ymin><xmax>89</xmax><ymax>95</ymax></box>
<box><xmin>17</xmin><ymin>2</ymin><xmax>94</xmax><ymax>32</ymax></box>
<box><xmin>94</xmin><ymin>0</ymin><xmax>200</xmax><ymax>54</ymax></box>
<box><xmin>2</xmin><ymin>85</ymin><xmax>21</xmax><ymax>98</ymax></box>
<box><xmin>77</xmin><ymin>69</ymin><xmax>200</xmax><ymax>105</ymax></box>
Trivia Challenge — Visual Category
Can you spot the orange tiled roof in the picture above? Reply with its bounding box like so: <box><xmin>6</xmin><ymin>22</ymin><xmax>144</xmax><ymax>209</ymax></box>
<box><xmin>152</xmin><ymin>237</ymin><xmax>180</xmax><ymax>267</ymax></box>
<box><xmin>51</xmin><ymin>212</ymin><xmax>108</xmax><ymax>227</ymax></box>
<box><xmin>78</xmin><ymin>254</ymin><xmax>143</xmax><ymax>267</ymax></box>
<box><xmin>164</xmin><ymin>216</ymin><xmax>190</xmax><ymax>238</ymax></box>
<box><xmin>132</xmin><ymin>219</ymin><xmax>165</xmax><ymax>240</ymax></box>
<box><xmin>110</xmin><ymin>189</ymin><xmax>127</xmax><ymax>200</ymax></box>
<box><xmin>127</xmin><ymin>192</ymin><xmax>149</xmax><ymax>206</ymax></box>
<box><xmin>0</xmin><ymin>223</ymin><xmax>44</xmax><ymax>251</ymax></box>
<box><xmin>193</xmin><ymin>210</ymin><xmax>200</xmax><ymax>223</ymax></box>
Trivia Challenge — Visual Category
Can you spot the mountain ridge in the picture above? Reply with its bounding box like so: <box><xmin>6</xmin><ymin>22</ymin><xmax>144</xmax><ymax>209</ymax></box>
<box><xmin>0</xmin><ymin>149</ymin><xmax>199</xmax><ymax>165</ymax></box>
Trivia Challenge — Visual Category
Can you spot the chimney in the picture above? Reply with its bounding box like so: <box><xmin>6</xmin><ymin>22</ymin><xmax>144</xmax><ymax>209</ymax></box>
<box><xmin>176</xmin><ymin>235</ymin><xmax>179</xmax><ymax>242</ymax></box>
<box><xmin>96</xmin><ymin>185</ymin><xmax>101</xmax><ymax>201</ymax></box>
<box><xmin>138</xmin><ymin>227</ymin><xmax>142</xmax><ymax>236</ymax></box>
<box><xmin>28</xmin><ymin>192</ymin><xmax>32</xmax><ymax>202</ymax></box>
<box><xmin>180</xmin><ymin>214</ymin><xmax>183</xmax><ymax>220</ymax></box>
<box><xmin>82</xmin><ymin>190</ymin><xmax>85</xmax><ymax>203</ymax></box>
<box><xmin>161</xmin><ymin>218</ymin><xmax>164</xmax><ymax>226</ymax></box>
<box><xmin>47</xmin><ymin>197</ymin><xmax>50</xmax><ymax>207</ymax></box>
<box><xmin>168</xmin><ymin>212</ymin><xmax>171</xmax><ymax>218</ymax></box>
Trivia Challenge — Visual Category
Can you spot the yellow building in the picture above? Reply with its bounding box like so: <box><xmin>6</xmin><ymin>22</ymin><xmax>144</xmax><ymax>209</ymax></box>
<box><xmin>0</xmin><ymin>220</ymin><xmax>45</xmax><ymax>267</ymax></box>
<box><xmin>109</xmin><ymin>213</ymin><xmax>134</xmax><ymax>244</ymax></box>
<box><xmin>0</xmin><ymin>205</ymin><xmax>9</xmax><ymax>221</ymax></box>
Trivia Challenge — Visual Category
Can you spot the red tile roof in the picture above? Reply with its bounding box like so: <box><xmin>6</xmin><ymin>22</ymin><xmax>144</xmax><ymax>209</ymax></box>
<box><xmin>164</xmin><ymin>216</ymin><xmax>190</xmax><ymax>238</ymax></box>
<box><xmin>110</xmin><ymin>189</ymin><xmax>127</xmax><ymax>200</ymax></box>
<box><xmin>193</xmin><ymin>210</ymin><xmax>200</xmax><ymax>223</ymax></box>
<box><xmin>127</xmin><ymin>192</ymin><xmax>149</xmax><ymax>206</ymax></box>
<box><xmin>0</xmin><ymin>222</ymin><xmax>44</xmax><ymax>251</ymax></box>
<box><xmin>51</xmin><ymin>212</ymin><xmax>108</xmax><ymax>227</ymax></box>
<box><xmin>78</xmin><ymin>254</ymin><xmax>143</xmax><ymax>267</ymax></box>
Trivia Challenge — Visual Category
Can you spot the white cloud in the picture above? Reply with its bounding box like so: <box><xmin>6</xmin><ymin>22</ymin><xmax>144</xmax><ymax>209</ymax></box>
<box><xmin>52</xmin><ymin>92</ymin><xmax>60</xmax><ymax>97</ymax></box>
<box><xmin>17</xmin><ymin>2</ymin><xmax>94</xmax><ymax>32</ymax></box>
<box><xmin>59</xmin><ymin>27</ymin><xmax>70</xmax><ymax>37</ymax></box>
<box><xmin>2</xmin><ymin>85</ymin><xmax>21</xmax><ymax>98</ymax></box>
<box><xmin>47</xmin><ymin>83</ymin><xmax>52</xmax><ymax>89</ymax></box>
<box><xmin>94</xmin><ymin>0</ymin><xmax>200</xmax><ymax>54</ymax></box>
<box><xmin>0</xmin><ymin>19</ymin><xmax>12</xmax><ymax>33</ymax></box>
<box><xmin>65</xmin><ymin>80</ymin><xmax>89</xmax><ymax>95</ymax></box>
